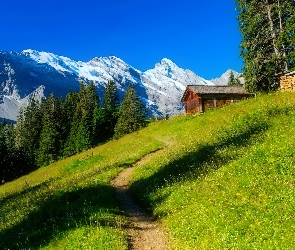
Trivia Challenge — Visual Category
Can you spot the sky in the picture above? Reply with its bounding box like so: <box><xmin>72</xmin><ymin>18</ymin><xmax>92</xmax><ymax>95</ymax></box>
<box><xmin>0</xmin><ymin>0</ymin><xmax>243</xmax><ymax>79</ymax></box>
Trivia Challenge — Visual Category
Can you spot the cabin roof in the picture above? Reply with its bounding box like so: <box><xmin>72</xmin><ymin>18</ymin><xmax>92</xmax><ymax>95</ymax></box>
<box><xmin>181</xmin><ymin>85</ymin><xmax>252</xmax><ymax>102</ymax></box>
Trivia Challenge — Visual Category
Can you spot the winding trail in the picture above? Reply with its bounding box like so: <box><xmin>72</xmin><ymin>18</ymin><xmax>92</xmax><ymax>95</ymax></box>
<box><xmin>111</xmin><ymin>154</ymin><xmax>169</xmax><ymax>250</ymax></box>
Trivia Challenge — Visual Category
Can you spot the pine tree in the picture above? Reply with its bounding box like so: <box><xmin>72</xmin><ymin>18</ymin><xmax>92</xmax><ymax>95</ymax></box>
<box><xmin>0</xmin><ymin>119</ymin><xmax>8</xmax><ymax>182</ymax></box>
<box><xmin>14</xmin><ymin>107</ymin><xmax>24</xmax><ymax>149</ymax></box>
<box><xmin>98</xmin><ymin>80</ymin><xmax>120</xmax><ymax>140</ymax></box>
<box><xmin>64</xmin><ymin>82</ymin><xmax>99</xmax><ymax>155</ymax></box>
<box><xmin>235</xmin><ymin>0</ymin><xmax>295</xmax><ymax>92</ymax></box>
<box><xmin>228</xmin><ymin>71</ymin><xmax>242</xmax><ymax>86</ymax></box>
<box><xmin>64</xmin><ymin>83</ymin><xmax>86</xmax><ymax>155</ymax></box>
<box><xmin>37</xmin><ymin>93</ymin><xmax>63</xmax><ymax>166</ymax></box>
<box><xmin>15</xmin><ymin>98</ymin><xmax>43</xmax><ymax>166</ymax></box>
<box><xmin>61</xmin><ymin>89</ymin><xmax>78</xmax><ymax>147</ymax></box>
<box><xmin>0</xmin><ymin>120</ymin><xmax>26</xmax><ymax>183</ymax></box>
<box><xmin>114</xmin><ymin>85</ymin><xmax>147</xmax><ymax>139</ymax></box>
<box><xmin>77</xmin><ymin>81</ymin><xmax>99</xmax><ymax>150</ymax></box>
<box><xmin>63</xmin><ymin>103</ymin><xmax>81</xmax><ymax>157</ymax></box>
<box><xmin>86</xmin><ymin>81</ymin><xmax>99</xmax><ymax>143</ymax></box>
<box><xmin>228</xmin><ymin>71</ymin><xmax>236</xmax><ymax>86</ymax></box>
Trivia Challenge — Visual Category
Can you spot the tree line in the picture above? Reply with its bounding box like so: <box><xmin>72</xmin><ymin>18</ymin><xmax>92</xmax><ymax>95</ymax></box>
<box><xmin>0</xmin><ymin>81</ymin><xmax>147</xmax><ymax>184</ymax></box>
<box><xmin>235</xmin><ymin>0</ymin><xmax>295</xmax><ymax>92</ymax></box>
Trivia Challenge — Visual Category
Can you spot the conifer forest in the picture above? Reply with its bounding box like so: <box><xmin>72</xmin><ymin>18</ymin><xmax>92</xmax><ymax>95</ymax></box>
<box><xmin>0</xmin><ymin>81</ymin><xmax>147</xmax><ymax>183</ymax></box>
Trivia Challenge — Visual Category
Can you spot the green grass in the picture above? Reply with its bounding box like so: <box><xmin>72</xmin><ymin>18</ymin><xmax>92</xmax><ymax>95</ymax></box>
<box><xmin>1</xmin><ymin>92</ymin><xmax>295</xmax><ymax>249</ymax></box>
<box><xmin>0</xmin><ymin>134</ymin><xmax>164</xmax><ymax>249</ymax></box>
<box><xmin>129</xmin><ymin>92</ymin><xmax>295</xmax><ymax>249</ymax></box>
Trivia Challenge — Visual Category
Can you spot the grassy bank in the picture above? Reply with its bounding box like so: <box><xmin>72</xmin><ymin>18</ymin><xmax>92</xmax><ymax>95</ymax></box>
<box><xmin>0</xmin><ymin>134</ymin><xmax>164</xmax><ymax>249</ymax></box>
<box><xmin>129</xmin><ymin>92</ymin><xmax>295</xmax><ymax>249</ymax></box>
<box><xmin>1</xmin><ymin>92</ymin><xmax>295</xmax><ymax>249</ymax></box>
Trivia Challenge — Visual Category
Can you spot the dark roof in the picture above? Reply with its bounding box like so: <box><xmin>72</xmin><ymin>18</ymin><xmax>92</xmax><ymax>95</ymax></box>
<box><xmin>181</xmin><ymin>85</ymin><xmax>252</xmax><ymax>102</ymax></box>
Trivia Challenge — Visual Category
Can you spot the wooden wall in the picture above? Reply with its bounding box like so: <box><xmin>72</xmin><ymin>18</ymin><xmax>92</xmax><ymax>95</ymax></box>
<box><xmin>183</xmin><ymin>89</ymin><xmax>251</xmax><ymax>114</ymax></box>
<box><xmin>184</xmin><ymin>90</ymin><xmax>201</xmax><ymax>114</ymax></box>
<box><xmin>280</xmin><ymin>74</ymin><xmax>295</xmax><ymax>92</ymax></box>
<box><xmin>203</xmin><ymin>99</ymin><xmax>234</xmax><ymax>112</ymax></box>
<box><xmin>184</xmin><ymin>92</ymin><xmax>243</xmax><ymax>114</ymax></box>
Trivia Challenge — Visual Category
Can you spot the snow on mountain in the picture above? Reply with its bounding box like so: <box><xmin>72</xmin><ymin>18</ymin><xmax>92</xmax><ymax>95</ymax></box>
<box><xmin>22</xmin><ymin>49</ymin><xmax>75</xmax><ymax>73</ymax></box>
<box><xmin>145</xmin><ymin>58</ymin><xmax>214</xmax><ymax>87</ymax></box>
<box><xmin>210</xmin><ymin>69</ymin><xmax>244</xmax><ymax>85</ymax></box>
<box><xmin>0</xmin><ymin>60</ymin><xmax>21</xmax><ymax>101</ymax></box>
<box><xmin>0</xmin><ymin>49</ymin><xmax>237</xmax><ymax>122</ymax></box>
<box><xmin>22</xmin><ymin>50</ymin><xmax>141</xmax><ymax>88</ymax></box>
<box><xmin>140</xmin><ymin>58</ymin><xmax>216</xmax><ymax>116</ymax></box>
<box><xmin>0</xmin><ymin>85</ymin><xmax>45</xmax><ymax>122</ymax></box>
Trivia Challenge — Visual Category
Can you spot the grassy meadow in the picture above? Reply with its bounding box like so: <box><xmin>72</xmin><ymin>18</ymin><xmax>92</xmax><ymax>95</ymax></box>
<box><xmin>1</xmin><ymin>91</ymin><xmax>295</xmax><ymax>249</ymax></box>
<box><xmin>0</xmin><ymin>133</ymin><xmax>164</xmax><ymax>249</ymax></box>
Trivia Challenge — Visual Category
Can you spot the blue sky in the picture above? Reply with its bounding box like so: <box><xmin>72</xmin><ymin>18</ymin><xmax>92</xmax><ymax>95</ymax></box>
<box><xmin>0</xmin><ymin>0</ymin><xmax>242</xmax><ymax>79</ymax></box>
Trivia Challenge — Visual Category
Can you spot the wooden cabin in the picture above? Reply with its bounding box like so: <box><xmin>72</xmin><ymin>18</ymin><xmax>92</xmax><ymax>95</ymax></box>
<box><xmin>280</xmin><ymin>71</ymin><xmax>295</xmax><ymax>92</ymax></box>
<box><xmin>181</xmin><ymin>85</ymin><xmax>253</xmax><ymax>114</ymax></box>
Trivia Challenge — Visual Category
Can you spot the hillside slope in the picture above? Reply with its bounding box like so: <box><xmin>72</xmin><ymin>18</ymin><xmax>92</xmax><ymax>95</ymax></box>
<box><xmin>129</xmin><ymin>92</ymin><xmax>295</xmax><ymax>249</ymax></box>
<box><xmin>1</xmin><ymin>92</ymin><xmax>295</xmax><ymax>249</ymax></box>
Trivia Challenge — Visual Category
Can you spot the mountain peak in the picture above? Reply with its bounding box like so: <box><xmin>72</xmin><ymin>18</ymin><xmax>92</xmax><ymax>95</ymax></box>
<box><xmin>91</xmin><ymin>55</ymin><xmax>124</xmax><ymax>62</ymax></box>
<box><xmin>22</xmin><ymin>49</ymin><xmax>38</xmax><ymax>55</ymax></box>
<box><xmin>22</xmin><ymin>49</ymin><xmax>66</xmax><ymax>68</ymax></box>
<box><xmin>0</xmin><ymin>48</ymin><xmax>240</xmax><ymax>122</ymax></box>
<box><xmin>210</xmin><ymin>69</ymin><xmax>243</xmax><ymax>85</ymax></box>
<box><xmin>156</xmin><ymin>58</ymin><xmax>179</xmax><ymax>70</ymax></box>
<box><xmin>22</xmin><ymin>49</ymin><xmax>54</xmax><ymax>60</ymax></box>
<box><xmin>150</xmin><ymin>58</ymin><xmax>178</xmax><ymax>75</ymax></box>
<box><xmin>160</xmin><ymin>58</ymin><xmax>175</xmax><ymax>65</ymax></box>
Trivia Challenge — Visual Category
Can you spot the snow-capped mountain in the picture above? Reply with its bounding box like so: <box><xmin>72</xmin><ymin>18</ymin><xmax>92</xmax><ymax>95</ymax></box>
<box><xmin>211</xmin><ymin>69</ymin><xmax>244</xmax><ymax>85</ymax></box>
<box><xmin>0</xmin><ymin>49</ymin><xmax>240</xmax><ymax>122</ymax></box>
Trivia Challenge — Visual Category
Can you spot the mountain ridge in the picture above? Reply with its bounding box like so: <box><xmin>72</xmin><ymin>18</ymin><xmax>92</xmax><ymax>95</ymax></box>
<box><xmin>0</xmin><ymin>49</ymin><xmax>241</xmax><ymax>122</ymax></box>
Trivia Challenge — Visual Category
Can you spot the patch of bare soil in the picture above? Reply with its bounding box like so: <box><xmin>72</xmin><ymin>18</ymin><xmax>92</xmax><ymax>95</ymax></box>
<box><xmin>111</xmin><ymin>162</ymin><xmax>169</xmax><ymax>250</ymax></box>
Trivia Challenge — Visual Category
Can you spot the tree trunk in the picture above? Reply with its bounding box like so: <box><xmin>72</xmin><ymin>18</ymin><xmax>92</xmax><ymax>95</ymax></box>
<box><xmin>265</xmin><ymin>0</ymin><xmax>280</xmax><ymax>57</ymax></box>
<box><xmin>277</xmin><ymin>0</ymin><xmax>289</xmax><ymax>71</ymax></box>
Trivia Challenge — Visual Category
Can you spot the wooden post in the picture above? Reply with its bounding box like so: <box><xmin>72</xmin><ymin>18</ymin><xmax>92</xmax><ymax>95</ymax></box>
<box><xmin>200</xmin><ymin>98</ymin><xmax>204</xmax><ymax>113</ymax></box>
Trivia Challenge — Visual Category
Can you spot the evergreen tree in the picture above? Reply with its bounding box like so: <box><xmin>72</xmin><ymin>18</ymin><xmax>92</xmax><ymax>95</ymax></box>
<box><xmin>37</xmin><ymin>93</ymin><xmax>63</xmax><ymax>166</ymax></box>
<box><xmin>15</xmin><ymin>98</ymin><xmax>43</xmax><ymax>166</ymax></box>
<box><xmin>0</xmin><ymin>119</ymin><xmax>8</xmax><ymax>182</ymax></box>
<box><xmin>0</xmin><ymin>120</ymin><xmax>27</xmax><ymax>183</ymax></box>
<box><xmin>61</xmin><ymin>89</ymin><xmax>78</xmax><ymax>147</ymax></box>
<box><xmin>64</xmin><ymin>83</ymin><xmax>86</xmax><ymax>156</ymax></box>
<box><xmin>235</xmin><ymin>0</ymin><xmax>295</xmax><ymax>92</ymax></box>
<box><xmin>228</xmin><ymin>71</ymin><xmax>236</xmax><ymax>86</ymax></box>
<box><xmin>64</xmin><ymin>82</ymin><xmax>99</xmax><ymax>155</ymax></box>
<box><xmin>77</xmin><ymin>81</ymin><xmax>99</xmax><ymax>150</ymax></box>
<box><xmin>114</xmin><ymin>85</ymin><xmax>147</xmax><ymax>139</ymax></box>
<box><xmin>63</xmin><ymin>102</ymin><xmax>81</xmax><ymax>157</ymax></box>
<box><xmin>6</xmin><ymin>123</ymin><xmax>24</xmax><ymax>179</ymax></box>
<box><xmin>14</xmin><ymin>107</ymin><xmax>25</xmax><ymax>149</ymax></box>
<box><xmin>98</xmin><ymin>80</ymin><xmax>120</xmax><ymax>140</ymax></box>
<box><xmin>86</xmin><ymin>81</ymin><xmax>99</xmax><ymax>143</ymax></box>
<box><xmin>228</xmin><ymin>71</ymin><xmax>242</xmax><ymax>86</ymax></box>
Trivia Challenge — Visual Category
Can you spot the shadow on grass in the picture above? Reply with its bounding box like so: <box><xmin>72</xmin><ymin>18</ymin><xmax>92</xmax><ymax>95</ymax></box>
<box><xmin>0</xmin><ymin>183</ymin><xmax>122</xmax><ymax>249</ymax></box>
<box><xmin>130</xmin><ymin>117</ymin><xmax>270</xmax><ymax>210</ymax></box>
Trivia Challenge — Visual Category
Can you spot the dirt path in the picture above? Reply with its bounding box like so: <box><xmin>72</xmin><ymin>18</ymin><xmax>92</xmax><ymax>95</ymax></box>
<box><xmin>111</xmin><ymin>159</ymin><xmax>169</xmax><ymax>250</ymax></box>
